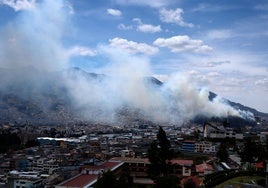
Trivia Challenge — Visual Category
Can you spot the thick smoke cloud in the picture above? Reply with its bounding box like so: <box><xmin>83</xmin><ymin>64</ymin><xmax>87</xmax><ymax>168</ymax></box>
<box><xmin>0</xmin><ymin>0</ymin><xmax>69</xmax><ymax>70</ymax></box>
<box><xmin>66</xmin><ymin>45</ymin><xmax>255</xmax><ymax>124</ymax></box>
<box><xmin>0</xmin><ymin>0</ymin><xmax>255</xmax><ymax>125</ymax></box>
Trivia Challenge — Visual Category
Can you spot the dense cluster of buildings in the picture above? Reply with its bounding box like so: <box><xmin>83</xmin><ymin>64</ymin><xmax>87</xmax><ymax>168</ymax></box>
<box><xmin>0</xmin><ymin>120</ymin><xmax>268</xmax><ymax>187</ymax></box>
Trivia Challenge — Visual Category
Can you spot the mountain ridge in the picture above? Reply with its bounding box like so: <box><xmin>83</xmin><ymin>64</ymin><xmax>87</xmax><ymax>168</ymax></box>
<box><xmin>0</xmin><ymin>67</ymin><xmax>267</xmax><ymax>126</ymax></box>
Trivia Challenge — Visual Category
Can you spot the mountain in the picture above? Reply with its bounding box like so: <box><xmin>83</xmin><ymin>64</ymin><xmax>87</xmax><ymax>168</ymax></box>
<box><xmin>0</xmin><ymin>67</ymin><xmax>267</xmax><ymax>126</ymax></box>
<box><xmin>208</xmin><ymin>91</ymin><xmax>266</xmax><ymax>117</ymax></box>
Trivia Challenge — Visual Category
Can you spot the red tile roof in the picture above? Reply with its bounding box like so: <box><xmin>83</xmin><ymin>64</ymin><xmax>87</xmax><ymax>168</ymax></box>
<box><xmin>59</xmin><ymin>161</ymin><xmax>124</xmax><ymax>188</ymax></box>
<box><xmin>196</xmin><ymin>163</ymin><xmax>214</xmax><ymax>173</ymax></box>
<box><xmin>254</xmin><ymin>162</ymin><xmax>264</xmax><ymax>169</ymax></box>
<box><xmin>61</xmin><ymin>174</ymin><xmax>98</xmax><ymax>188</ymax></box>
<box><xmin>172</xmin><ymin>159</ymin><xmax>193</xmax><ymax>166</ymax></box>
<box><xmin>80</xmin><ymin>161</ymin><xmax>123</xmax><ymax>171</ymax></box>
<box><xmin>183</xmin><ymin>140</ymin><xmax>196</xmax><ymax>143</ymax></box>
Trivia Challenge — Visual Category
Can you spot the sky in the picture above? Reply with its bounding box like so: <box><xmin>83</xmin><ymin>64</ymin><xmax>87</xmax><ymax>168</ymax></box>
<box><xmin>0</xmin><ymin>0</ymin><xmax>268</xmax><ymax>113</ymax></box>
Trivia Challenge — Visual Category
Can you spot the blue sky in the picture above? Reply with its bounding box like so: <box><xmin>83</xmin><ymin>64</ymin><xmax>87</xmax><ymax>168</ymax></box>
<box><xmin>0</xmin><ymin>0</ymin><xmax>268</xmax><ymax>113</ymax></box>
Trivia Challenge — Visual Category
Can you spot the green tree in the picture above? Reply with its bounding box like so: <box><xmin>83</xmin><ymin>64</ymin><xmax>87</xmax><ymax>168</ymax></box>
<box><xmin>94</xmin><ymin>170</ymin><xmax>118</xmax><ymax>188</ymax></box>
<box><xmin>183</xmin><ymin>178</ymin><xmax>196</xmax><ymax>188</ymax></box>
<box><xmin>154</xmin><ymin>175</ymin><xmax>181</xmax><ymax>188</ymax></box>
<box><xmin>216</xmin><ymin>142</ymin><xmax>229</xmax><ymax>162</ymax></box>
<box><xmin>241</xmin><ymin>138</ymin><xmax>259</xmax><ymax>163</ymax></box>
<box><xmin>147</xmin><ymin>126</ymin><xmax>178</xmax><ymax>188</ymax></box>
<box><xmin>94</xmin><ymin>170</ymin><xmax>129</xmax><ymax>188</ymax></box>
<box><xmin>25</xmin><ymin>139</ymin><xmax>40</xmax><ymax>148</ymax></box>
<box><xmin>148</xmin><ymin>126</ymin><xmax>174</xmax><ymax>178</ymax></box>
<box><xmin>0</xmin><ymin>131</ymin><xmax>21</xmax><ymax>153</ymax></box>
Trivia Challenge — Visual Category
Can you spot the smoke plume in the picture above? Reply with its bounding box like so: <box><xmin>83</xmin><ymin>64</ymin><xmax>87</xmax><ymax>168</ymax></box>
<box><xmin>0</xmin><ymin>0</ymin><xmax>255</xmax><ymax>125</ymax></box>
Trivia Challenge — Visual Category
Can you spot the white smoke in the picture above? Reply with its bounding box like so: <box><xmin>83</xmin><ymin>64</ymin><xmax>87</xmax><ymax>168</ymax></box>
<box><xmin>0</xmin><ymin>0</ymin><xmax>255</xmax><ymax>125</ymax></box>
<box><xmin>0</xmin><ymin>0</ymin><xmax>70</xmax><ymax>70</ymax></box>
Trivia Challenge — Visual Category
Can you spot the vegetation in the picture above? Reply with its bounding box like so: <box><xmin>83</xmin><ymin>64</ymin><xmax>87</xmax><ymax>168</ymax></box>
<box><xmin>94</xmin><ymin>170</ymin><xmax>129</xmax><ymax>188</ymax></box>
<box><xmin>215</xmin><ymin>176</ymin><xmax>265</xmax><ymax>188</ymax></box>
<box><xmin>147</xmin><ymin>127</ymin><xmax>180</xmax><ymax>188</ymax></box>
<box><xmin>25</xmin><ymin>139</ymin><xmax>40</xmax><ymax>147</ymax></box>
<box><xmin>203</xmin><ymin>169</ymin><xmax>266</xmax><ymax>187</ymax></box>
<box><xmin>240</xmin><ymin>137</ymin><xmax>267</xmax><ymax>163</ymax></box>
<box><xmin>0</xmin><ymin>130</ymin><xmax>21</xmax><ymax>153</ymax></box>
<box><xmin>216</xmin><ymin>142</ymin><xmax>229</xmax><ymax>162</ymax></box>
<box><xmin>154</xmin><ymin>175</ymin><xmax>181</xmax><ymax>188</ymax></box>
<box><xmin>147</xmin><ymin>126</ymin><xmax>174</xmax><ymax>178</ymax></box>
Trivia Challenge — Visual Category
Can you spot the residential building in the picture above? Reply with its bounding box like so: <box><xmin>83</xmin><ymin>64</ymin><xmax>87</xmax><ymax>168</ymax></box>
<box><xmin>181</xmin><ymin>140</ymin><xmax>195</xmax><ymax>152</ymax></box>
<box><xmin>195</xmin><ymin>141</ymin><xmax>216</xmax><ymax>153</ymax></box>
<box><xmin>55</xmin><ymin>160</ymin><xmax>124</xmax><ymax>188</ymax></box>
<box><xmin>7</xmin><ymin>171</ymin><xmax>43</xmax><ymax>188</ymax></box>
<box><xmin>204</xmin><ymin>123</ymin><xmax>243</xmax><ymax>140</ymax></box>
<box><xmin>172</xmin><ymin>160</ymin><xmax>194</xmax><ymax>177</ymax></box>
<box><xmin>196</xmin><ymin>163</ymin><xmax>214</xmax><ymax>176</ymax></box>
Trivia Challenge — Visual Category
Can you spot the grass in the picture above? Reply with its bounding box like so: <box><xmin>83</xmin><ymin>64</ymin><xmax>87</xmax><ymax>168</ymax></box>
<box><xmin>215</xmin><ymin>176</ymin><xmax>265</xmax><ymax>188</ymax></box>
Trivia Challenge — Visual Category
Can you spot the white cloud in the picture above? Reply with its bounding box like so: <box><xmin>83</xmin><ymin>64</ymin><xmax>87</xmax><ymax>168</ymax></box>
<box><xmin>133</xmin><ymin>18</ymin><xmax>161</xmax><ymax>33</ymax></box>
<box><xmin>0</xmin><ymin>0</ymin><xmax>36</xmax><ymax>11</ymax></box>
<box><xmin>107</xmin><ymin>8</ymin><xmax>122</xmax><ymax>16</ymax></box>
<box><xmin>153</xmin><ymin>35</ymin><xmax>213</xmax><ymax>53</ymax></box>
<box><xmin>254</xmin><ymin>4</ymin><xmax>268</xmax><ymax>11</ymax></box>
<box><xmin>254</xmin><ymin>77</ymin><xmax>268</xmax><ymax>87</ymax></box>
<box><xmin>109</xmin><ymin>37</ymin><xmax>159</xmax><ymax>55</ymax></box>
<box><xmin>68</xmin><ymin>46</ymin><xmax>96</xmax><ymax>57</ymax></box>
<box><xmin>114</xmin><ymin>0</ymin><xmax>172</xmax><ymax>8</ymax></box>
<box><xmin>191</xmin><ymin>3</ymin><xmax>237</xmax><ymax>12</ymax></box>
<box><xmin>118</xmin><ymin>23</ymin><xmax>133</xmax><ymax>30</ymax></box>
<box><xmin>159</xmin><ymin>8</ymin><xmax>194</xmax><ymax>28</ymax></box>
<box><xmin>137</xmin><ymin>24</ymin><xmax>161</xmax><ymax>33</ymax></box>
<box><xmin>198</xmin><ymin>61</ymin><xmax>231</xmax><ymax>68</ymax></box>
<box><xmin>66</xmin><ymin>2</ymin><xmax>74</xmax><ymax>15</ymax></box>
<box><xmin>206</xmin><ymin>29</ymin><xmax>232</xmax><ymax>40</ymax></box>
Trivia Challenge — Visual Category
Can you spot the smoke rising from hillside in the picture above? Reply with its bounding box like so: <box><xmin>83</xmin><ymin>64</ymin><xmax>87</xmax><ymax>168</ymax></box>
<box><xmin>0</xmin><ymin>0</ymin><xmax>255</xmax><ymax>125</ymax></box>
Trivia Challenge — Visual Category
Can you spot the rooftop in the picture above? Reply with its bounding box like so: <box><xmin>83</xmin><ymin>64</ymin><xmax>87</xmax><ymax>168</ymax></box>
<box><xmin>59</xmin><ymin>174</ymin><xmax>98</xmax><ymax>188</ymax></box>
<box><xmin>196</xmin><ymin>163</ymin><xmax>214</xmax><ymax>173</ymax></box>
<box><xmin>172</xmin><ymin>159</ymin><xmax>194</xmax><ymax>166</ymax></box>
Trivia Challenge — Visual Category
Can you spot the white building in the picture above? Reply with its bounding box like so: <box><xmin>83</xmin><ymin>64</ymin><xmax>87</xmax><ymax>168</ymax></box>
<box><xmin>204</xmin><ymin>123</ymin><xmax>243</xmax><ymax>140</ymax></box>
<box><xmin>195</xmin><ymin>141</ymin><xmax>216</xmax><ymax>153</ymax></box>
<box><xmin>32</xmin><ymin>158</ymin><xmax>59</xmax><ymax>174</ymax></box>
<box><xmin>7</xmin><ymin>171</ymin><xmax>43</xmax><ymax>188</ymax></box>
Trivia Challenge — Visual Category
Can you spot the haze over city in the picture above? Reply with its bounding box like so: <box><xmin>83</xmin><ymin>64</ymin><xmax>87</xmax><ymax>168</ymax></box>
<box><xmin>0</xmin><ymin>0</ymin><xmax>267</xmax><ymax>115</ymax></box>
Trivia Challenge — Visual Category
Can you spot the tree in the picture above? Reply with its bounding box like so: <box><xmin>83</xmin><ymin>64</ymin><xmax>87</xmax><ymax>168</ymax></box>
<box><xmin>0</xmin><ymin>131</ymin><xmax>21</xmax><ymax>153</ymax></box>
<box><xmin>183</xmin><ymin>178</ymin><xmax>196</xmax><ymax>188</ymax></box>
<box><xmin>94</xmin><ymin>170</ymin><xmax>129</xmax><ymax>188</ymax></box>
<box><xmin>25</xmin><ymin>139</ymin><xmax>40</xmax><ymax>148</ymax></box>
<box><xmin>216</xmin><ymin>142</ymin><xmax>229</xmax><ymax>162</ymax></box>
<box><xmin>94</xmin><ymin>170</ymin><xmax>118</xmax><ymax>188</ymax></box>
<box><xmin>148</xmin><ymin>126</ymin><xmax>174</xmax><ymax>178</ymax></box>
<box><xmin>154</xmin><ymin>175</ymin><xmax>181</xmax><ymax>188</ymax></box>
<box><xmin>240</xmin><ymin>138</ymin><xmax>259</xmax><ymax>163</ymax></box>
